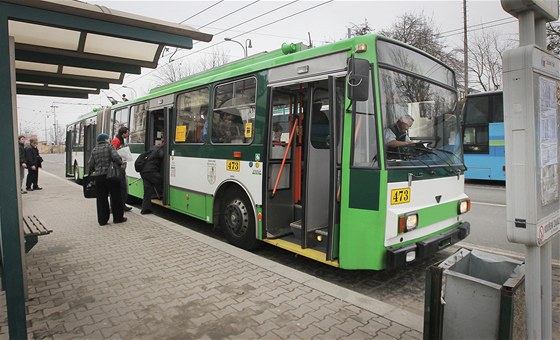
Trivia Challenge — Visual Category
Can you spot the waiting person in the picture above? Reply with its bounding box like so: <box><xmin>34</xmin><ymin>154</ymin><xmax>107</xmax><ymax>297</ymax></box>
<box><xmin>111</xmin><ymin>126</ymin><xmax>132</xmax><ymax>211</ymax></box>
<box><xmin>384</xmin><ymin>114</ymin><xmax>415</xmax><ymax>148</ymax></box>
<box><xmin>18</xmin><ymin>135</ymin><xmax>27</xmax><ymax>194</ymax></box>
<box><xmin>140</xmin><ymin>137</ymin><xmax>164</xmax><ymax>215</ymax></box>
<box><xmin>25</xmin><ymin>137</ymin><xmax>43</xmax><ymax>191</ymax></box>
<box><xmin>88</xmin><ymin>133</ymin><xmax>127</xmax><ymax>226</ymax></box>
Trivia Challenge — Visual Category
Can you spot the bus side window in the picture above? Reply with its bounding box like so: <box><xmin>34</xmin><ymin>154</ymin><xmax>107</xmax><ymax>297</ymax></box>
<box><xmin>176</xmin><ymin>88</ymin><xmax>209</xmax><ymax>144</ymax></box>
<box><xmin>212</xmin><ymin>77</ymin><xmax>256</xmax><ymax>144</ymax></box>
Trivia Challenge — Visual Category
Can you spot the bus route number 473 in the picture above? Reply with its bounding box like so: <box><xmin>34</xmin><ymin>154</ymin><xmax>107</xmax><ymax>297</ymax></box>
<box><xmin>226</xmin><ymin>160</ymin><xmax>240</xmax><ymax>172</ymax></box>
<box><xmin>391</xmin><ymin>188</ymin><xmax>410</xmax><ymax>205</ymax></box>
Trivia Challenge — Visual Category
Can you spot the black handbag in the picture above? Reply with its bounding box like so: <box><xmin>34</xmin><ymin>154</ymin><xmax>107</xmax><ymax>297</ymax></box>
<box><xmin>83</xmin><ymin>175</ymin><xmax>97</xmax><ymax>198</ymax></box>
<box><xmin>106</xmin><ymin>147</ymin><xmax>121</xmax><ymax>181</ymax></box>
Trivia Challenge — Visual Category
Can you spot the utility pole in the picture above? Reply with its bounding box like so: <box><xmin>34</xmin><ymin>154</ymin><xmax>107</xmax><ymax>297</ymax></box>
<box><xmin>51</xmin><ymin>104</ymin><xmax>58</xmax><ymax>153</ymax></box>
<box><xmin>463</xmin><ymin>0</ymin><xmax>468</xmax><ymax>96</ymax></box>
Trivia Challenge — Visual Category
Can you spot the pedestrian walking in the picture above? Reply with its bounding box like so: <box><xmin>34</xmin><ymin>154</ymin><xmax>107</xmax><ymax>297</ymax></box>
<box><xmin>111</xmin><ymin>126</ymin><xmax>132</xmax><ymax>211</ymax></box>
<box><xmin>18</xmin><ymin>135</ymin><xmax>28</xmax><ymax>194</ymax></box>
<box><xmin>25</xmin><ymin>137</ymin><xmax>43</xmax><ymax>191</ymax></box>
<box><xmin>87</xmin><ymin>133</ymin><xmax>127</xmax><ymax>226</ymax></box>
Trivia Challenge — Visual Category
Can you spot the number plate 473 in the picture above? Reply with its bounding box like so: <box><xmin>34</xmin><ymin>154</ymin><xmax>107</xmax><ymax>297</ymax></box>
<box><xmin>390</xmin><ymin>188</ymin><xmax>410</xmax><ymax>205</ymax></box>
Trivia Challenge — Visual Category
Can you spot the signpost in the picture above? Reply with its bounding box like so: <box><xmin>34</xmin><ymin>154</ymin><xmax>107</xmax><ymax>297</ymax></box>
<box><xmin>501</xmin><ymin>1</ymin><xmax>560</xmax><ymax>338</ymax></box>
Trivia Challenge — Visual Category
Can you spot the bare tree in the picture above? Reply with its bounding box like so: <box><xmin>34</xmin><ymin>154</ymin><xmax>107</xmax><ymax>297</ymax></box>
<box><xmin>379</xmin><ymin>12</ymin><xmax>447</xmax><ymax>59</ymax></box>
<box><xmin>376</xmin><ymin>12</ymin><xmax>463</xmax><ymax>89</ymax></box>
<box><xmin>197</xmin><ymin>46</ymin><xmax>231</xmax><ymax>72</ymax></box>
<box><xmin>547</xmin><ymin>21</ymin><xmax>560</xmax><ymax>56</ymax></box>
<box><xmin>154</xmin><ymin>47</ymin><xmax>231</xmax><ymax>86</ymax></box>
<box><xmin>349</xmin><ymin>18</ymin><xmax>373</xmax><ymax>37</ymax></box>
<box><xmin>467</xmin><ymin>30</ymin><xmax>514</xmax><ymax>92</ymax></box>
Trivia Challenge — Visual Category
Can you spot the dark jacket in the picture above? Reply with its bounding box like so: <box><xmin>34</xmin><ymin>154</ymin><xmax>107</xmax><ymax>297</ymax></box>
<box><xmin>88</xmin><ymin>142</ymin><xmax>123</xmax><ymax>176</ymax></box>
<box><xmin>141</xmin><ymin>145</ymin><xmax>164</xmax><ymax>174</ymax></box>
<box><xmin>389</xmin><ymin>123</ymin><xmax>408</xmax><ymax>142</ymax></box>
<box><xmin>19</xmin><ymin>142</ymin><xmax>26</xmax><ymax>165</ymax></box>
<box><xmin>25</xmin><ymin>145</ymin><xmax>41</xmax><ymax>167</ymax></box>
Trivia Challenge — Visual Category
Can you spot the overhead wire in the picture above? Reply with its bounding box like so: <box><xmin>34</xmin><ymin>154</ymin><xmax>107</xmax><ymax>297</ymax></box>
<box><xmin>439</xmin><ymin>19</ymin><xmax>518</xmax><ymax>39</ymax></box>
<box><xmin>161</xmin><ymin>0</ymin><xmax>299</xmax><ymax>60</ymax></box>
<box><xmin>179</xmin><ymin>0</ymin><xmax>225</xmax><ymax>24</ymax></box>
<box><xmin>127</xmin><ymin>0</ymin><xmax>334</xmax><ymax>86</ymax></box>
<box><xmin>164</xmin><ymin>0</ymin><xmax>263</xmax><ymax>61</ymax></box>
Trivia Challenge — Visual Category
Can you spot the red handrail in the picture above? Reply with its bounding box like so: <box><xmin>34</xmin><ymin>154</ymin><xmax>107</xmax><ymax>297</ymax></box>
<box><xmin>271</xmin><ymin>120</ymin><xmax>299</xmax><ymax>196</ymax></box>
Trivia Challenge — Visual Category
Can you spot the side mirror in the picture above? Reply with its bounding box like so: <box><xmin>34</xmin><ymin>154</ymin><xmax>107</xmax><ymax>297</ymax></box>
<box><xmin>347</xmin><ymin>57</ymin><xmax>370</xmax><ymax>101</ymax></box>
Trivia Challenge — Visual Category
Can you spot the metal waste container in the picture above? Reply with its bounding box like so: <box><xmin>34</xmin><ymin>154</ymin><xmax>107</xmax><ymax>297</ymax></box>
<box><xmin>424</xmin><ymin>248</ymin><xmax>526</xmax><ymax>340</ymax></box>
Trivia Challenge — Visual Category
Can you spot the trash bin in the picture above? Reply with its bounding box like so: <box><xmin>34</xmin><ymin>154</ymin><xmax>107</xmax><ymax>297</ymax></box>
<box><xmin>424</xmin><ymin>248</ymin><xmax>526</xmax><ymax>340</ymax></box>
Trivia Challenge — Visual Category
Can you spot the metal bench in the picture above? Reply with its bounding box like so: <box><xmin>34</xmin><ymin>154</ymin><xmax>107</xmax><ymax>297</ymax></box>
<box><xmin>23</xmin><ymin>215</ymin><xmax>52</xmax><ymax>253</ymax></box>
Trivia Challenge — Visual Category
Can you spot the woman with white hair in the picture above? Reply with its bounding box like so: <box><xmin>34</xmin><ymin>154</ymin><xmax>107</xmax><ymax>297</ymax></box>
<box><xmin>87</xmin><ymin>133</ymin><xmax>127</xmax><ymax>226</ymax></box>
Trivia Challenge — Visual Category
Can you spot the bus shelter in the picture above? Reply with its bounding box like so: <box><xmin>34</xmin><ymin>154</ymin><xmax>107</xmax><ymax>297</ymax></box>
<box><xmin>0</xmin><ymin>1</ymin><xmax>212</xmax><ymax>338</ymax></box>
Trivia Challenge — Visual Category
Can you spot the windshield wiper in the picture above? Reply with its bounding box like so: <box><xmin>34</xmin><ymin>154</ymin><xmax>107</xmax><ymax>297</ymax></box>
<box><xmin>386</xmin><ymin>149</ymin><xmax>432</xmax><ymax>168</ymax></box>
<box><xmin>432</xmin><ymin>148</ymin><xmax>467</xmax><ymax>171</ymax></box>
<box><xmin>413</xmin><ymin>146</ymin><xmax>462</xmax><ymax>176</ymax></box>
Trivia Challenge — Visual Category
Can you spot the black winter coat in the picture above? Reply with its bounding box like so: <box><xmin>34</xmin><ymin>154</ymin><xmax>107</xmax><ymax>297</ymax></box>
<box><xmin>25</xmin><ymin>146</ymin><xmax>41</xmax><ymax>168</ymax></box>
<box><xmin>141</xmin><ymin>145</ymin><xmax>164</xmax><ymax>174</ymax></box>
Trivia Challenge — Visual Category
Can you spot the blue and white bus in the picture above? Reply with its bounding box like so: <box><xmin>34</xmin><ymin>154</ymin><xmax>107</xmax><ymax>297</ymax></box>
<box><xmin>462</xmin><ymin>91</ymin><xmax>505</xmax><ymax>181</ymax></box>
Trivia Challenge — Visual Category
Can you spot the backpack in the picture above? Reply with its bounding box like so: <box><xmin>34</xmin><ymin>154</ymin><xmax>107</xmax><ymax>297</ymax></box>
<box><xmin>134</xmin><ymin>149</ymin><xmax>153</xmax><ymax>173</ymax></box>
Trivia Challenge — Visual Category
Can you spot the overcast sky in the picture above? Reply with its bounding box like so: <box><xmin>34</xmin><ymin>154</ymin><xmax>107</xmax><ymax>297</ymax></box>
<box><xmin>17</xmin><ymin>0</ymin><xmax>520</xmax><ymax>140</ymax></box>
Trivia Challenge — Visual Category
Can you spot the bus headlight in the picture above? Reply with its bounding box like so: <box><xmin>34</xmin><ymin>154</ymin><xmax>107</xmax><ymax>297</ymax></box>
<box><xmin>398</xmin><ymin>212</ymin><xmax>418</xmax><ymax>233</ymax></box>
<box><xmin>458</xmin><ymin>199</ymin><xmax>471</xmax><ymax>214</ymax></box>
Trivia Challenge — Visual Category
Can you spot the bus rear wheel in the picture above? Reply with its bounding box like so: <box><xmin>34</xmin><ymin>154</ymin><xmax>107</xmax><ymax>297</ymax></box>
<box><xmin>220</xmin><ymin>190</ymin><xmax>259</xmax><ymax>250</ymax></box>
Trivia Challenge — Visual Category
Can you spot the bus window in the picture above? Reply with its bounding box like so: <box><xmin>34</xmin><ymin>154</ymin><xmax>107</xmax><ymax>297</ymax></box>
<box><xmin>176</xmin><ymin>88</ymin><xmax>209</xmax><ymax>143</ymax></box>
<box><xmin>113</xmin><ymin>108</ymin><xmax>129</xmax><ymax>137</ymax></box>
<box><xmin>129</xmin><ymin>103</ymin><xmax>148</xmax><ymax>144</ymax></box>
<box><xmin>77</xmin><ymin>123</ymin><xmax>84</xmax><ymax>147</ymax></box>
<box><xmin>463</xmin><ymin>95</ymin><xmax>491</xmax><ymax>154</ymax></box>
<box><xmin>212</xmin><ymin>77</ymin><xmax>256</xmax><ymax>144</ymax></box>
<box><xmin>310</xmin><ymin>96</ymin><xmax>330</xmax><ymax>149</ymax></box>
<box><xmin>352</xmin><ymin>79</ymin><xmax>378</xmax><ymax>168</ymax></box>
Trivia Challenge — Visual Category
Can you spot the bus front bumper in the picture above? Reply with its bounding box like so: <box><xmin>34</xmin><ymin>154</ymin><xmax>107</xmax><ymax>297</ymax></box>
<box><xmin>386</xmin><ymin>222</ymin><xmax>470</xmax><ymax>270</ymax></box>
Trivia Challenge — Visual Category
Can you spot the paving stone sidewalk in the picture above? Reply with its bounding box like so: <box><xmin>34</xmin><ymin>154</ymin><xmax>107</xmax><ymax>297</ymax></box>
<box><xmin>0</xmin><ymin>171</ymin><xmax>423</xmax><ymax>339</ymax></box>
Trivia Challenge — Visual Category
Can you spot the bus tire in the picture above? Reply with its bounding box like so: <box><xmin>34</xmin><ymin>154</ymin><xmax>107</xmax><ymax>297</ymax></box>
<box><xmin>220</xmin><ymin>189</ymin><xmax>259</xmax><ymax>250</ymax></box>
<box><xmin>74</xmin><ymin>164</ymin><xmax>82</xmax><ymax>184</ymax></box>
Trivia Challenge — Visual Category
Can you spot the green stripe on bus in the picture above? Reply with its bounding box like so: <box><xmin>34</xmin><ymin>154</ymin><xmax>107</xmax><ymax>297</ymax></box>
<box><xmin>489</xmin><ymin>140</ymin><xmax>504</xmax><ymax>146</ymax></box>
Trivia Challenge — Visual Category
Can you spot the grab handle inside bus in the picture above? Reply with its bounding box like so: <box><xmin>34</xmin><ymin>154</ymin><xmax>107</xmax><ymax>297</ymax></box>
<box><xmin>347</xmin><ymin>56</ymin><xmax>370</xmax><ymax>102</ymax></box>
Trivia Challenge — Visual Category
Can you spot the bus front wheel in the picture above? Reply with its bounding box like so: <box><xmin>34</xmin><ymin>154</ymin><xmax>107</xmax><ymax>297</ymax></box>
<box><xmin>220</xmin><ymin>190</ymin><xmax>259</xmax><ymax>250</ymax></box>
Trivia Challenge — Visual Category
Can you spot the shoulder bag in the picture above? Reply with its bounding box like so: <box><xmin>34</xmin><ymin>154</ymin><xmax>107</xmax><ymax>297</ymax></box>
<box><xmin>106</xmin><ymin>147</ymin><xmax>121</xmax><ymax>181</ymax></box>
<box><xmin>83</xmin><ymin>175</ymin><xmax>97</xmax><ymax>198</ymax></box>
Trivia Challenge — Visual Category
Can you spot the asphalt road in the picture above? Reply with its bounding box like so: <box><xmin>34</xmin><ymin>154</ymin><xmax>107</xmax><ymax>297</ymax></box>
<box><xmin>37</xmin><ymin>153</ymin><xmax>559</xmax><ymax>336</ymax></box>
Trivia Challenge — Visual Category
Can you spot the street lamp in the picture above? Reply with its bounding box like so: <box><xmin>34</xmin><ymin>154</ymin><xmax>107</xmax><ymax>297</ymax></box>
<box><xmin>122</xmin><ymin>85</ymin><xmax>137</xmax><ymax>99</ymax></box>
<box><xmin>224</xmin><ymin>37</ymin><xmax>252</xmax><ymax>57</ymax></box>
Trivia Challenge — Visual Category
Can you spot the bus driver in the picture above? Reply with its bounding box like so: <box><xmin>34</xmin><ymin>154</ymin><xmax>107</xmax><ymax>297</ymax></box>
<box><xmin>384</xmin><ymin>114</ymin><xmax>415</xmax><ymax>148</ymax></box>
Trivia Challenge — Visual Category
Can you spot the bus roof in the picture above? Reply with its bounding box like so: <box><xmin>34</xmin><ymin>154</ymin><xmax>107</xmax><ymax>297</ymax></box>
<box><xmin>111</xmin><ymin>33</ymin><xmax>453</xmax><ymax>109</ymax></box>
<box><xmin>466</xmin><ymin>90</ymin><xmax>503</xmax><ymax>98</ymax></box>
<box><xmin>67</xmin><ymin>108</ymin><xmax>103</xmax><ymax>126</ymax></box>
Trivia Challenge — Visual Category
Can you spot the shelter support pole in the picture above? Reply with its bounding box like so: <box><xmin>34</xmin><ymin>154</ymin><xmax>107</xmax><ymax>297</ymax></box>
<box><xmin>0</xmin><ymin>15</ymin><xmax>28</xmax><ymax>339</ymax></box>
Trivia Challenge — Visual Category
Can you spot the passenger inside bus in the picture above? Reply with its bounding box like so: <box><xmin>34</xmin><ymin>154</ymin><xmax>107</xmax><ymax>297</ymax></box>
<box><xmin>214</xmin><ymin>111</ymin><xmax>243</xmax><ymax>143</ymax></box>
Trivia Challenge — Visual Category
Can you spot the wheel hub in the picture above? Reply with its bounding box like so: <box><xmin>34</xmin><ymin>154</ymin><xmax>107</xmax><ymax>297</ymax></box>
<box><xmin>225</xmin><ymin>199</ymin><xmax>249</xmax><ymax>236</ymax></box>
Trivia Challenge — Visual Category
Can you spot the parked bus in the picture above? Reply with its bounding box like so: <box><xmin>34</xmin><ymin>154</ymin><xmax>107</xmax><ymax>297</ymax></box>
<box><xmin>65</xmin><ymin>107</ymin><xmax>111</xmax><ymax>183</ymax></box>
<box><xmin>462</xmin><ymin>91</ymin><xmax>505</xmax><ymax>181</ymax></box>
<box><xmin>67</xmin><ymin>34</ymin><xmax>471</xmax><ymax>270</ymax></box>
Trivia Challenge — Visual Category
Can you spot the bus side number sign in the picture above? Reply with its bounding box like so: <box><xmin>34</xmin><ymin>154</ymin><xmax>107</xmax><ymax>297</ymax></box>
<box><xmin>226</xmin><ymin>160</ymin><xmax>240</xmax><ymax>172</ymax></box>
<box><xmin>391</xmin><ymin>188</ymin><xmax>410</xmax><ymax>205</ymax></box>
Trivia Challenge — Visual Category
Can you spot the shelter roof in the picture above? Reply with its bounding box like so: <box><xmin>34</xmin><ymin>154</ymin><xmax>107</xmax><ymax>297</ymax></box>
<box><xmin>1</xmin><ymin>0</ymin><xmax>213</xmax><ymax>98</ymax></box>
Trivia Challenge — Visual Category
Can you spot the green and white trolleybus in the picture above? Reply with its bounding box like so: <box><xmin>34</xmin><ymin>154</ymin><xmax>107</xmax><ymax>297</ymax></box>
<box><xmin>68</xmin><ymin>34</ymin><xmax>471</xmax><ymax>270</ymax></box>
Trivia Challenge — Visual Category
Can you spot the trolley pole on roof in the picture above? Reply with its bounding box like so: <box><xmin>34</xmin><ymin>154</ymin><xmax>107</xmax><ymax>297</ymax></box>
<box><xmin>501</xmin><ymin>1</ymin><xmax>560</xmax><ymax>339</ymax></box>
